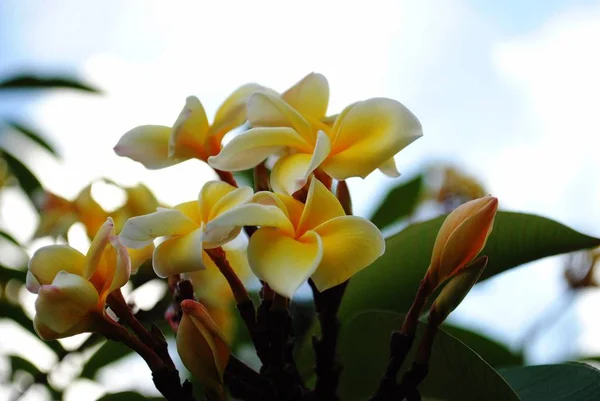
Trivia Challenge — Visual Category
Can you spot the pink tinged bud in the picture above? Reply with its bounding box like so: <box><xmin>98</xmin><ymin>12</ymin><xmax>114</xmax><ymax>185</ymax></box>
<box><xmin>429</xmin><ymin>256</ymin><xmax>488</xmax><ymax>328</ymax></box>
<box><xmin>177</xmin><ymin>300</ymin><xmax>230</xmax><ymax>401</ymax></box>
<box><xmin>426</xmin><ymin>196</ymin><xmax>498</xmax><ymax>288</ymax></box>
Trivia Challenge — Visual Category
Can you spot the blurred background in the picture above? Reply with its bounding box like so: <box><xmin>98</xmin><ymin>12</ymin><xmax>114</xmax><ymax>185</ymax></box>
<box><xmin>1</xmin><ymin>0</ymin><xmax>600</xmax><ymax>400</ymax></box>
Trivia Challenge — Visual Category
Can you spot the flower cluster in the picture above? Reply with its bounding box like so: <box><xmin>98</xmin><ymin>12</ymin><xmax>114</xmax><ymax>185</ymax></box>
<box><xmin>23</xmin><ymin>73</ymin><xmax>503</xmax><ymax>401</ymax></box>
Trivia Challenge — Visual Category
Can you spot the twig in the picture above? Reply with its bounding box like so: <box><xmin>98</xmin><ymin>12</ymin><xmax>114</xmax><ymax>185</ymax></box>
<box><xmin>214</xmin><ymin>169</ymin><xmax>238</xmax><ymax>187</ymax></box>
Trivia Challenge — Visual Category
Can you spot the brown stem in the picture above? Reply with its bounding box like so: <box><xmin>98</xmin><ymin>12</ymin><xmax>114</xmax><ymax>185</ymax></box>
<box><xmin>214</xmin><ymin>169</ymin><xmax>238</xmax><ymax>187</ymax></box>
<box><xmin>401</xmin><ymin>279</ymin><xmax>433</xmax><ymax>337</ymax></box>
<box><xmin>205</xmin><ymin>247</ymin><xmax>250</xmax><ymax>304</ymax></box>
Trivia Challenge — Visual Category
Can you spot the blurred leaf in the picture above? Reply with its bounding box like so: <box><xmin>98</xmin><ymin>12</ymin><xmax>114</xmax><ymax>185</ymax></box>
<box><xmin>96</xmin><ymin>391</ymin><xmax>163</xmax><ymax>401</ymax></box>
<box><xmin>440</xmin><ymin>324</ymin><xmax>523</xmax><ymax>368</ymax></box>
<box><xmin>4</xmin><ymin>121</ymin><xmax>58</xmax><ymax>156</ymax></box>
<box><xmin>1</xmin><ymin>302</ymin><xmax>67</xmax><ymax>357</ymax></box>
<box><xmin>0</xmin><ymin>74</ymin><xmax>99</xmax><ymax>93</ymax></box>
<box><xmin>0</xmin><ymin>150</ymin><xmax>42</xmax><ymax>207</ymax></box>
<box><xmin>0</xmin><ymin>264</ymin><xmax>26</xmax><ymax>282</ymax></box>
<box><xmin>9</xmin><ymin>355</ymin><xmax>42</xmax><ymax>379</ymax></box>
<box><xmin>339</xmin><ymin>211</ymin><xmax>600</xmax><ymax>320</ymax></box>
<box><xmin>233</xmin><ymin>168</ymin><xmax>254</xmax><ymax>187</ymax></box>
<box><xmin>338</xmin><ymin>310</ymin><xmax>519</xmax><ymax>401</ymax></box>
<box><xmin>369</xmin><ymin>175</ymin><xmax>423</xmax><ymax>230</ymax></box>
<box><xmin>80</xmin><ymin>339</ymin><xmax>134</xmax><ymax>379</ymax></box>
<box><xmin>500</xmin><ymin>363</ymin><xmax>600</xmax><ymax>400</ymax></box>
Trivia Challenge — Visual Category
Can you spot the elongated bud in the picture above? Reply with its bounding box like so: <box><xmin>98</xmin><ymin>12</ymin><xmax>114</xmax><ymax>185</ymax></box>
<box><xmin>428</xmin><ymin>256</ymin><xmax>488</xmax><ymax>328</ymax></box>
<box><xmin>177</xmin><ymin>300</ymin><xmax>230</xmax><ymax>401</ymax></box>
<box><xmin>425</xmin><ymin>196</ymin><xmax>498</xmax><ymax>288</ymax></box>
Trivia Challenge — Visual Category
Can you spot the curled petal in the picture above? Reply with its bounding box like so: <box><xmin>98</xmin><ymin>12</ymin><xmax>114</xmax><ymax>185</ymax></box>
<box><xmin>323</xmin><ymin>98</ymin><xmax>423</xmax><ymax>180</ymax></box>
<box><xmin>27</xmin><ymin>245</ymin><xmax>85</xmax><ymax>292</ymax></box>
<box><xmin>270</xmin><ymin>130</ymin><xmax>331</xmax><ymax>195</ymax></box>
<box><xmin>119</xmin><ymin>209</ymin><xmax>198</xmax><ymax>249</ymax></box>
<box><xmin>209</xmin><ymin>186</ymin><xmax>253</xmax><ymax>221</ymax></box>
<box><xmin>208</xmin><ymin>203</ymin><xmax>295</xmax><ymax>237</ymax></box>
<box><xmin>281</xmin><ymin>72</ymin><xmax>330</xmax><ymax>119</ymax></box>
<box><xmin>114</xmin><ymin>125</ymin><xmax>185</xmax><ymax>169</ymax></box>
<box><xmin>311</xmin><ymin>216</ymin><xmax>385</xmax><ymax>291</ymax></box>
<box><xmin>105</xmin><ymin>235</ymin><xmax>131</xmax><ymax>296</ymax></box>
<box><xmin>297</xmin><ymin>178</ymin><xmax>345</xmax><ymax>236</ymax></box>
<box><xmin>84</xmin><ymin>218</ymin><xmax>115</xmax><ymax>279</ymax></box>
<box><xmin>177</xmin><ymin>300</ymin><xmax>230</xmax><ymax>400</ymax></box>
<box><xmin>208</xmin><ymin>127</ymin><xmax>310</xmax><ymax>172</ymax></box>
<box><xmin>211</xmin><ymin>83</ymin><xmax>273</xmax><ymax>140</ymax></box>
<box><xmin>35</xmin><ymin>271</ymin><xmax>99</xmax><ymax>334</ymax></box>
<box><xmin>248</xmin><ymin>228</ymin><xmax>322</xmax><ymax>298</ymax></box>
<box><xmin>153</xmin><ymin>227</ymin><xmax>205</xmax><ymax>278</ymax></box>
<box><xmin>378</xmin><ymin>157</ymin><xmax>401</xmax><ymax>178</ymax></box>
<box><xmin>128</xmin><ymin>243</ymin><xmax>155</xmax><ymax>274</ymax></box>
<box><xmin>247</xmin><ymin>92</ymin><xmax>314</xmax><ymax>143</ymax></box>
<box><xmin>170</xmin><ymin>96</ymin><xmax>210</xmax><ymax>159</ymax></box>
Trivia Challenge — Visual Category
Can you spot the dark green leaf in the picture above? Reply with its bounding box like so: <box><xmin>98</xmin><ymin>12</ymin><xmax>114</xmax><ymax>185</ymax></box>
<box><xmin>440</xmin><ymin>324</ymin><xmax>523</xmax><ymax>368</ymax></box>
<box><xmin>9</xmin><ymin>355</ymin><xmax>42</xmax><ymax>379</ymax></box>
<box><xmin>4</xmin><ymin>121</ymin><xmax>58</xmax><ymax>156</ymax></box>
<box><xmin>80</xmin><ymin>339</ymin><xmax>134</xmax><ymax>379</ymax></box>
<box><xmin>0</xmin><ymin>74</ymin><xmax>99</xmax><ymax>93</ymax></box>
<box><xmin>1</xmin><ymin>302</ymin><xmax>67</xmax><ymax>357</ymax></box>
<box><xmin>338</xmin><ymin>310</ymin><xmax>519</xmax><ymax>401</ymax></box>
<box><xmin>339</xmin><ymin>212</ymin><xmax>600</xmax><ymax>320</ymax></box>
<box><xmin>0</xmin><ymin>150</ymin><xmax>43</xmax><ymax>208</ymax></box>
<box><xmin>0</xmin><ymin>264</ymin><xmax>26</xmax><ymax>282</ymax></box>
<box><xmin>96</xmin><ymin>391</ymin><xmax>163</xmax><ymax>401</ymax></box>
<box><xmin>369</xmin><ymin>175</ymin><xmax>423</xmax><ymax>230</ymax></box>
<box><xmin>500</xmin><ymin>363</ymin><xmax>600</xmax><ymax>400</ymax></box>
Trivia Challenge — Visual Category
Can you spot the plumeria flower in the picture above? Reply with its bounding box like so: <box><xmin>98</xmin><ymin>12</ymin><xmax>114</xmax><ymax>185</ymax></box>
<box><xmin>208</xmin><ymin>73</ymin><xmax>423</xmax><ymax>195</ymax></box>
<box><xmin>114</xmin><ymin>84</ymin><xmax>267</xmax><ymax>169</ymax></box>
<box><xmin>204</xmin><ymin>178</ymin><xmax>385</xmax><ymax>298</ymax></box>
<box><xmin>26</xmin><ymin>218</ymin><xmax>130</xmax><ymax>340</ymax></box>
<box><xmin>119</xmin><ymin>181</ymin><xmax>253</xmax><ymax>278</ymax></box>
<box><xmin>34</xmin><ymin>185</ymin><xmax>108</xmax><ymax>240</ymax></box>
<box><xmin>425</xmin><ymin>195</ymin><xmax>498</xmax><ymax>289</ymax></box>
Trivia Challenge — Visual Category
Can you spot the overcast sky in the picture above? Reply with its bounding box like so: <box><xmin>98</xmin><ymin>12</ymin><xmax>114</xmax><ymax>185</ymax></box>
<box><xmin>1</xmin><ymin>1</ymin><xmax>600</xmax><ymax>399</ymax></box>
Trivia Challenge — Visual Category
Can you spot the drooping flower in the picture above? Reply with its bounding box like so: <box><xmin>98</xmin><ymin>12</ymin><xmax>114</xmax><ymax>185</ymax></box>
<box><xmin>203</xmin><ymin>178</ymin><xmax>385</xmax><ymax>298</ymax></box>
<box><xmin>177</xmin><ymin>300</ymin><xmax>230</xmax><ymax>401</ymax></box>
<box><xmin>113</xmin><ymin>84</ymin><xmax>267</xmax><ymax>169</ymax></box>
<box><xmin>26</xmin><ymin>218</ymin><xmax>130</xmax><ymax>340</ymax></box>
<box><xmin>119</xmin><ymin>181</ymin><xmax>253</xmax><ymax>278</ymax></box>
<box><xmin>425</xmin><ymin>195</ymin><xmax>498</xmax><ymax>289</ymax></box>
<box><xmin>208</xmin><ymin>73</ymin><xmax>423</xmax><ymax>195</ymax></box>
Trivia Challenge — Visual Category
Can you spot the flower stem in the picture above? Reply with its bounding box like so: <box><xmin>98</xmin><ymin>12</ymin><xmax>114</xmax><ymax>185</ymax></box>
<box><xmin>205</xmin><ymin>247</ymin><xmax>250</xmax><ymax>304</ymax></box>
<box><xmin>214</xmin><ymin>168</ymin><xmax>238</xmax><ymax>187</ymax></box>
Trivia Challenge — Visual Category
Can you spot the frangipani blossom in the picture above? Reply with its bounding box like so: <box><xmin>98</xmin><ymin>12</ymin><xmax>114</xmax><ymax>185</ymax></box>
<box><xmin>425</xmin><ymin>195</ymin><xmax>498</xmax><ymax>289</ymax></box>
<box><xmin>119</xmin><ymin>181</ymin><xmax>253</xmax><ymax>278</ymax></box>
<box><xmin>114</xmin><ymin>84</ymin><xmax>266</xmax><ymax>169</ymax></box>
<box><xmin>208</xmin><ymin>73</ymin><xmax>423</xmax><ymax>195</ymax></box>
<box><xmin>204</xmin><ymin>178</ymin><xmax>385</xmax><ymax>298</ymax></box>
<box><xmin>26</xmin><ymin>218</ymin><xmax>130</xmax><ymax>340</ymax></box>
<box><xmin>177</xmin><ymin>300</ymin><xmax>230</xmax><ymax>401</ymax></box>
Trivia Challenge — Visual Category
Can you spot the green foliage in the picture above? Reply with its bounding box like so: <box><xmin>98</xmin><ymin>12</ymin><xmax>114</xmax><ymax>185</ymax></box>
<box><xmin>0</xmin><ymin>150</ymin><xmax>43</xmax><ymax>207</ymax></box>
<box><xmin>500</xmin><ymin>363</ymin><xmax>600</xmax><ymax>400</ymax></box>
<box><xmin>80</xmin><ymin>339</ymin><xmax>135</xmax><ymax>379</ymax></box>
<box><xmin>96</xmin><ymin>391</ymin><xmax>164</xmax><ymax>401</ymax></box>
<box><xmin>338</xmin><ymin>310</ymin><xmax>519</xmax><ymax>401</ymax></box>
<box><xmin>4</xmin><ymin>120</ymin><xmax>59</xmax><ymax>156</ymax></box>
<box><xmin>440</xmin><ymin>324</ymin><xmax>523</xmax><ymax>368</ymax></box>
<box><xmin>0</xmin><ymin>74</ymin><xmax>100</xmax><ymax>93</ymax></box>
<box><xmin>339</xmin><ymin>211</ymin><xmax>600</xmax><ymax>320</ymax></box>
<box><xmin>369</xmin><ymin>174</ymin><xmax>423</xmax><ymax>230</ymax></box>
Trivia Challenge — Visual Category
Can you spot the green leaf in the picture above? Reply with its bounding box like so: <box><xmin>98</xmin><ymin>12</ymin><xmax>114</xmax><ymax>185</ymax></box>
<box><xmin>233</xmin><ymin>168</ymin><xmax>254</xmax><ymax>187</ymax></box>
<box><xmin>339</xmin><ymin>211</ymin><xmax>600</xmax><ymax>320</ymax></box>
<box><xmin>96</xmin><ymin>391</ymin><xmax>163</xmax><ymax>401</ymax></box>
<box><xmin>500</xmin><ymin>363</ymin><xmax>600</xmax><ymax>400</ymax></box>
<box><xmin>369</xmin><ymin>175</ymin><xmax>423</xmax><ymax>230</ymax></box>
<box><xmin>0</xmin><ymin>74</ymin><xmax>100</xmax><ymax>93</ymax></box>
<box><xmin>440</xmin><ymin>324</ymin><xmax>523</xmax><ymax>368</ymax></box>
<box><xmin>0</xmin><ymin>230</ymin><xmax>22</xmax><ymax>247</ymax></box>
<box><xmin>0</xmin><ymin>264</ymin><xmax>26</xmax><ymax>282</ymax></box>
<box><xmin>80</xmin><ymin>339</ymin><xmax>134</xmax><ymax>379</ymax></box>
<box><xmin>0</xmin><ymin>150</ymin><xmax>42</xmax><ymax>207</ymax></box>
<box><xmin>9</xmin><ymin>355</ymin><xmax>42</xmax><ymax>379</ymax></box>
<box><xmin>4</xmin><ymin>121</ymin><xmax>58</xmax><ymax>156</ymax></box>
<box><xmin>338</xmin><ymin>310</ymin><xmax>519</xmax><ymax>401</ymax></box>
